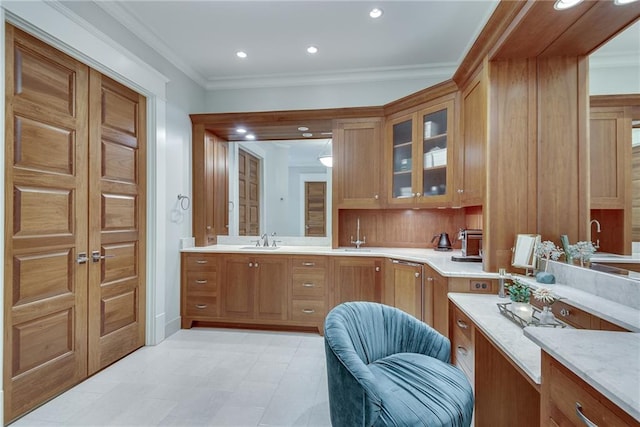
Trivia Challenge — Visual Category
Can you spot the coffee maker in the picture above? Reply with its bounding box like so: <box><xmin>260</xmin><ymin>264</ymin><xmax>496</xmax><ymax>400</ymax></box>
<box><xmin>451</xmin><ymin>229</ymin><xmax>483</xmax><ymax>262</ymax></box>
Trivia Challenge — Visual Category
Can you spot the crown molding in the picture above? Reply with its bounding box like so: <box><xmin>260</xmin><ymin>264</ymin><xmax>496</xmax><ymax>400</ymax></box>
<box><xmin>204</xmin><ymin>63</ymin><xmax>457</xmax><ymax>91</ymax></box>
<box><xmin>95</xmin><ymin>0</ymin><xmax>208</xmax><ymax>88</ymax></box>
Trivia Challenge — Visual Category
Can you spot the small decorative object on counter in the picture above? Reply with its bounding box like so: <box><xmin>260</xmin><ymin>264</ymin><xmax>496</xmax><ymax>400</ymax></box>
<box><xmin>506</xmin><ymin>278</ymin><xmax>532</xmax><ymax>322</ymax></box>
<box><xmin>566</xmin><ymin>241</ymin><xmax>596</xmax><ymax>267</ymax></box>
<box><xmin>498</xmin><ymin>268</ymin><xmax>508</xmax><ymax>298</ymax></box>
<box><xmin>533</xmin><ymin>287</ymin><xmax>560</xmax><ymax>325</ymax></box>
<box><xmin>534</xmin><ymin>240</ymin><xmax>564</xmax><ymax>284</ymax></box>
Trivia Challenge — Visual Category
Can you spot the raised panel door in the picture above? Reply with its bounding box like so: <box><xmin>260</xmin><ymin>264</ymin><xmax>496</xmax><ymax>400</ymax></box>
<box><xmin>4</xmin><ymin>26</ymin><xmax>89</xmax><ymax>423</ymax></box>
<box><xmin>87</xmin><ymin>71</ymin><xmax>146</xmax><ymax>375</ymax></box>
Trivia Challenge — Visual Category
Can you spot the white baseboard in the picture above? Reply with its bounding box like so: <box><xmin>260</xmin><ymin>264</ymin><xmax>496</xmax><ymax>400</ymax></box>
<box><xmin>165</xmin><ymin>316</ymin><xmax>182</xmax><ymax>338</ymax></box>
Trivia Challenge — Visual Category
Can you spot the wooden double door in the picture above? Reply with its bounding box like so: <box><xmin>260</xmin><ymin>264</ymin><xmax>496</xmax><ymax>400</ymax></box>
<box><xmin>4</xmin><ymin>26</ymin><xmax>146</xmax><ymax>422</ymax></box>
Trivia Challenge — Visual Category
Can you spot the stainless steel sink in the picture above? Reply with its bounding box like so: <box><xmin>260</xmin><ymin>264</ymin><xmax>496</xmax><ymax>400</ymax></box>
<box><xmin>239</xmin><ymin>246</ymin><xmax>281</xmax><ymax>250</ymax></box>
<box><xmin>341</xmin><ymin>248</ymin><xmax>371</xmax><ymax>252</ymax></box>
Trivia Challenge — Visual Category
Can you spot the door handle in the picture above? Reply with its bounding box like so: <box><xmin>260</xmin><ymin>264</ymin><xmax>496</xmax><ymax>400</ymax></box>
<box><xmin>92</xmin><ymin>251</ymin><xmax>116</xmax><ymax>263</ymax></box>
<box><xmin>76</xmin><ymin>252</ymin><xmax>89</xmax><ymax>264</ymax></box>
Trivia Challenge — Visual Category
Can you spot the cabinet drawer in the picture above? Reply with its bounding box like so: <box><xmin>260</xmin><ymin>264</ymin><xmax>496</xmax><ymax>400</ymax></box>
<box><xmin>550</xmin><ymin>301</ymin><xmax>590</xmax><ymax>329</ymax></box>
<box><xmin>185</xmin><ymin>296</ymin><xmax>218</xmax><ymax>317</ymax></box>
<box><xmin>291</xmin><ymin>300</ymin><xmax>326</xmax><ymax>322</ymax></box>
<box><xmin>185</xmin><ymin>272</ymin><xmax>217</xmax><ymax>293</ymax></box>
<box><xmin>452</xmin><ymin>323</ymin><xmax>474</xmax><ymax>382</ymax></box>
<box><xmin>292</xmin><ymin>270</ymin><xmax>326</xmax><ymax>298</ymax></box>
<box><xmin>291</xmin><ymin>256</ymin><xmax>327</xmax><ymax>269</ymax></box>
<box><xmin>452</xmin><ymin>305</ymin><xmax>473</xmax><ymax>342</ymax></box>
<box><xmin>547</xmin><ymin>357</ymin><xmax>632</xmax><ymax>426</ymax></box>
<box><xmin>184</xmin><ymin>254</ymin><xmax>218</xmax><ymax>271</ymax></box>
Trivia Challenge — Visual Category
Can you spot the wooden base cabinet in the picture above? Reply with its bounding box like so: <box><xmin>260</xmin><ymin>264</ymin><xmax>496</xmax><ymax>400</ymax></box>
<box><xmin>290</xmin><ymin>256</ymin><xmax>328</xmax><ymax>332</ymax></box>
<box><xmin>181</xmin><ymin>253</ymin><xmax>220</xmax><ymax>327</ymax></box>
<box><xmin>384</xmin><ymin>259</ymin><xmax>433</xmax><ymax>325</ymax></box>
<box><xmin>332</xmin><ymin>257</ymin><xmax>383</xmax><ymax>306</ymax></box>
<box><xmin>541</xmin><ymin>351</ymin><xmax>638</xmax><ymax>426</ymax></box>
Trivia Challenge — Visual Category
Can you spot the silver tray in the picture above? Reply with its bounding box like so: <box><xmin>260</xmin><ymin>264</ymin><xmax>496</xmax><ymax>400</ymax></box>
<box><xmin>497</xmin><ymin>302</ymin><xmax>566</xmax><ymax>329</ymax></box>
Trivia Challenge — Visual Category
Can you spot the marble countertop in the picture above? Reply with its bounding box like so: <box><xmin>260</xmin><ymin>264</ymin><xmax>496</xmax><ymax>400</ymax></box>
<box><xmin>591</xmin><ymin>252</ymin><xmax>640</xmax><ymax>264</ymax></box>
<box><xmin>182</xmin><ymin>244</ymin><xmax>498</xmax><ymax>279</ymax></box>
<box><xmin>515</xmin><ymin>275</ymin><xmax>640</xmax><ymax>332</ymax></box>
<box><xmin>448</xmin><ymin>293</ymin><xmax>544</xmax><ymax>384</ymax></box>
<box><xmin>524</xmin><ymin>327</ymin><xmax>640</xmax><ymax>422</ymax></box>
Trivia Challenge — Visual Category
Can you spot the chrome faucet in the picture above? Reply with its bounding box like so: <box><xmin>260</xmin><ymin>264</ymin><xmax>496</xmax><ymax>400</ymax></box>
<box><xmin>350</xmin><ymin>217</ymin><xmax>366</xmax><ymax>249</ymax></box>
<box><xmin>261</xmin><ymin>233</ymin><xmax>269</xmax><ymax>247</ymax></box>
<box><xmin>590</xmin><ymin>219</ymin><xmax>601</xmax><ymax>249</ymax></box>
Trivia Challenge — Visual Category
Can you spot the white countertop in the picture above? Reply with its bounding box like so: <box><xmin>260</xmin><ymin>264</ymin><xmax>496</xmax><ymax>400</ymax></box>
<box><xmin>591</xmin><ymin>252</ymin><xmax>640</xmax><ymax>264</ymax></box>
<box><xmin>524</xmin><ymin>327</ymin><xmax>640</xmax><ymax>422</ymax></box>
<box><xmin>515</xmin><ymin>275</ymin><xmax>640</xmax><ymax>332</ymax></box>
<box><xmin>182</xmin><ymin>245</ymin><xmax>497</xmax><ymax>279</ymax></box>
<box><xmin>448</xmin><ymin>293</ymin><xmax>544</xmax><ymax>384</ymax></box>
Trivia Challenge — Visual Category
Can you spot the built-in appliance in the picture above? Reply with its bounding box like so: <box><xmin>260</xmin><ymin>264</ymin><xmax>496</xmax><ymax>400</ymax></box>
<box><xmin>451</xmin><ymin>229</ymin><xmax>483</xmax><ymax>262</ymax></box>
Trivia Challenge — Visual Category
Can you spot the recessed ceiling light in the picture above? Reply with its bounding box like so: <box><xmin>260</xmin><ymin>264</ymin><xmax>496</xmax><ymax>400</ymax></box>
<box><xmin>369</xmin><ymin>8</ymin><xmax>383</xmax><ymax>18</ymax></box>
<box><xmin>302</xmin><ymin>132</ymin><xmax>313</xmax><ymax>137</ymax></box>
<box><xmin>298</xmin><ymin>126</ymin><xmax>309</xmax><ymax>131</ymax></box>
<box><xmin>236</xmin><ymin>51</ymin><xmax>247</xmax><ymax>59</ymax></box>
<box><xmin>553</xmin><ymin>0</ymin><xmax>583</xmax><ymax>10</ymax></box>
<box><xmin>236</xmin><ymin>127</ymin><xmax>247</xmax><ymax>134</ymax></box>
<box><xmin>245</xmin><ymin>134</ymin><xmax>256</xmax><ymax>140</ymax></box>
<box><xmin>306</xmin><ymin>46</ymin><xmax>318</xmax><ymax>54</ymax></box>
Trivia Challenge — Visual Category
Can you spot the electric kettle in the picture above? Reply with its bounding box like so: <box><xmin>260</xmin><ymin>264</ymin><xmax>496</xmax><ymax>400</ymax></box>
<box><xmin>432</xmin><ymin>232</ymin><xmax>453</xmax><ymax>251</ymax></box>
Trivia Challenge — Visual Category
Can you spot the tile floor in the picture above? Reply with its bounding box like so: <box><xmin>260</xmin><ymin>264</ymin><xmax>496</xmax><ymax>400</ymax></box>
<box><xmin>12</xmin><ymin>328</ymin><xmax>331</xmax><ymax>427</ymax></box>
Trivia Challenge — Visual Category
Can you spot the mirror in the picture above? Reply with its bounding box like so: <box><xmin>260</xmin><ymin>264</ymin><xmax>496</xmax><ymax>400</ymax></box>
<box><xmin>512</xmin><ymin>234</ymin><xmax>541</xmax><ymax>272</ymax></box>
<box><xmin>226</xmin><ymin>139</ymin><xmax>332</xmax><ymax>239</ymax></box>
<box><xmin>589</xmin><ymin>21</ymin><xmax>640</xmax><ymax>254</ymax></box>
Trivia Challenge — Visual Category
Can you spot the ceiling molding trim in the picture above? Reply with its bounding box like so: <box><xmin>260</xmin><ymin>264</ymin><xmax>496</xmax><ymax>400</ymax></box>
<box><xmin>95</xmin><ymin>0</ymin><xmax>208</xmax><ymax>88</ymax></box>
<box><xmin>204</xmin><ymin>63</ymin><xmax>457</xmax><ymax>91</ymax></box>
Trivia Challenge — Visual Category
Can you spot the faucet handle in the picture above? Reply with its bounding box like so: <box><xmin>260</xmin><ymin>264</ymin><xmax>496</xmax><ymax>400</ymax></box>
<box><xmin>272</xmin><ymin>240</ymin><xmax>281</xmax><ymax>247</ymax></box>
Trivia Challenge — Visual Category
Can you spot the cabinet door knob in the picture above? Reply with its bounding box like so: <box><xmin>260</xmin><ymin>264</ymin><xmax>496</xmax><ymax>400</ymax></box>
<box><xmin>575</xmin><ymin>403</ymin><xmax>597</xmax><ymax>427</ymax></box>
<box><xmin>206</xmin><ymin>225</ymin><xmax>212</xmax><ymax>230</ymax></box>
<box><xmin>374</xmin><ymin>194</ymin><xmax>379</xmax><ymax>200</ymax></box>
<box><xmin>456</xmin><ymin>319</ymin><xmax>469</xmax><ymax>329</ymax></box>
<box><xmin>457</xmin><ymin>189</ymin><xmax>464</xmax><ymax>194</ymax></box>
<box><xmin>249</xmin><ymin>262</ymin><xmax>253</xmax><ymax>267</ymax></box>
<box><xmin>426</xmin><ymin>277</ymin><xmax>434</xmax><ymax>282</ymax></box>
<box><xmin>254</xmin><ymin>262</ymin><xmax>259</xmax><ymax>268</ymax></box>
<box><xmin>375</xmin><ymin>266</ymin><xmax>380</xmax><ymax>272</ymax></box>
<box><xmin>414</xmin><ymin>272</ymin><xmax>420</xmax><ymax>278</ymax></box>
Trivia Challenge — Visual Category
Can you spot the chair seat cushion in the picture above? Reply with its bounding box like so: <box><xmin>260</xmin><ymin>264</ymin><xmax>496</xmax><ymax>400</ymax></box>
<box><xmin>368</xmin><ymin>353</ymin><xmax>473</xmax><ymax>427</ymax></box>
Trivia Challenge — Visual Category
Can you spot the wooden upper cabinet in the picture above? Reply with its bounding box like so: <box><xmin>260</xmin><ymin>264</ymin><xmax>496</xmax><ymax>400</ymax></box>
<box><xmin>386</xmin><ymin>95</ymin><xmax>456</xmax><ymax>207</ymax></box>
<box><xmin>333</xmin><ymin>117</ymin><xmax>383</xmax><ymax>208</ymax></box>
<box><xmin>192</xmin><ymin>128</ymin><xmax>229</xmax><ymax>246</ymax></box>
<box><xmin>455</xmin><ymin>68</ymin><xmax>486</xmax><ymax>207</ymax></box>
<box><xmin>590</xmin><ymin>106</ymin><xmax>630</xmax><ymax>209</ymax></box>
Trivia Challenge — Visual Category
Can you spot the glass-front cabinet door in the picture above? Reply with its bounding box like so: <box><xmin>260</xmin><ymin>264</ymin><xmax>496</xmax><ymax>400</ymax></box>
<box><xmin>390</xmin><ymin>114</ymin><xmax>416</xmax><ymax>202</ymax></box>
<box><xmin>387</xmin><ymin>97</ymin><xmax>455</xmax><ymax>206</ymax></box>
<box><xmin>418</xmin><ymin>100</ymin><xmax>453</xmax><ymax>203</ymax></box>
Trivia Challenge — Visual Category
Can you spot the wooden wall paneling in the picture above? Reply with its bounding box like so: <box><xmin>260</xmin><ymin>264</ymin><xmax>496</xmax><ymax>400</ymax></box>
<box><xmin>536</xmin><ymin>56</ymin><xmax>590</xmax><ymax>245</ymax></box>
<box><xmin>337</xmin><ymin>209</ymin><xmax>466</xmax><ymax>249</ymax></box>
<box><xmin>485</xmin><ymin>58</ymin><xmax>537</xmax><ymax>272</ymax></box>
<box><xmin>634</xmin><ymin>145</ymin><xmax>640</xmax><ymax>242</ymax></box>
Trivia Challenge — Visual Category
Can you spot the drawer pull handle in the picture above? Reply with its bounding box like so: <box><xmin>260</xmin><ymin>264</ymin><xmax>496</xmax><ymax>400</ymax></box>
<box><xmin>302</xmin><ymin>283</ymin><xmax>316</xmax><ymax>287</ymax></box>
<box><xmin>302</xmin><ymin>309</ymin><xmax>316</xmax><ymax>314</ymax></box>
<box><xmin>195</xmin><ymin>280</ymin><xmax>208</xmax><ymax>284</ymax></box>
<box><xmin>560</xmin><ymin>308</ymin><xmax>571</xmax><ymax>317</ymax></box>
<box><xmin>196</xmin><ymin>260</ymin><xmax>208</xmax><ymax>264</ymax></box>
<box><xmin>195</xmin><ymin>304</ymin><xmax>207</xmax><ymax>309</ymax></box>
<box><xmin>456</xmin><ymin>345</ymin><xmax>468</xmax><ymax>356</ymax></box>
<box><xmin>302</xmin><ymin>262</ymin><xmax>315</xmax><ymax>267</ymax></box>
<box><xmin>575</xmin><ymin>403</ymin><xmax>598</xmax><ymax>427</ymax></box>
<box><xmin>456</xmin><ymin>319</ymin><xmax>469</xmax><ymax>329</ymax></box>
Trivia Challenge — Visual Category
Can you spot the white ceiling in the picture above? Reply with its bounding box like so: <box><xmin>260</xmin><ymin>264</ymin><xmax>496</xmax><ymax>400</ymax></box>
<box><xmin>96</xmin><ymin>0</ymin><xmax>500</xmax><ymax>89</ymax></box>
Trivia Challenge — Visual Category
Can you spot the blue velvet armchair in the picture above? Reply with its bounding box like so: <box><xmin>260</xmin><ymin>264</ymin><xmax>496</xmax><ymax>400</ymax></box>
<box><xmin>324</xmin><ymin>302</ymin><xmax>474</xmax><ymax>427</ymax></box>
